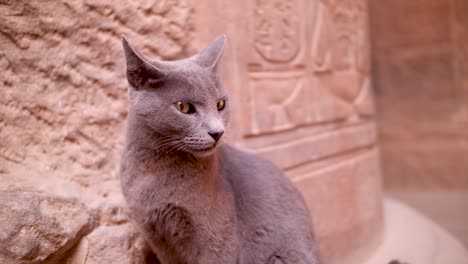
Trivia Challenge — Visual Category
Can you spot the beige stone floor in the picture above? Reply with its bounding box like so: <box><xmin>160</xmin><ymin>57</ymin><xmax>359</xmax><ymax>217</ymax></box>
<box><xmin>363</xmin><ymin>198</ymin><xmax>468</xmax><ymax>264</ymax></box>
<box><xmin>387</xmin><ymin>190</ymin><xmax>468</xmax><ymax>249</ymax></box>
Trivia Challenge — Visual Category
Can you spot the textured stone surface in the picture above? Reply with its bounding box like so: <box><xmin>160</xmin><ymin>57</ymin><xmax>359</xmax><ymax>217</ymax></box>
<box><xmin>0</xmin><ymin>1</ymin><xmax>192</xmax><ymax>262</ymax></box>
<box><xmin>370</xmin><ymin>0</ymin><xmax>468</xmax><ymax>188</ymax></box>
<box><xmin>0</xmin><ymin>0</ymin><xmax>193</xmax><ymax>194</ymax></box>
<box><xmin>64</xmin><ymin>224</ymin><xmax>149</xmax><ymax>264</ymax></box>
<box><xmin>0</xmin><ymin>0</ymin><xmax>382</xmax><ymax>263</ymax></box>
<box><xmin>0</xmin><ymin>191</ymin><xmax>92</xmax><ymax>264</ymax></box>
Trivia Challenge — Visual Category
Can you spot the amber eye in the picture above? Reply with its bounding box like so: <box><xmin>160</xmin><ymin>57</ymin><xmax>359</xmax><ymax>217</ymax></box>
<box><xmin>217</xmin><ymin>99</ymin><xmax>226</xmax><ymax>111</ymax></box>
<box><xmin>175</xmin><ymin>102</ymin><xmax>195</xmax><ymax>114</ymax></box>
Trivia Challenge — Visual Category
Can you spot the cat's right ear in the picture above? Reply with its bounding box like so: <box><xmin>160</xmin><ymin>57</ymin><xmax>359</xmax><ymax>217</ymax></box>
<box><xmin>121</xmin><ymin>35</ymin><xmax>164</xmax><ymax>89</ymax></box>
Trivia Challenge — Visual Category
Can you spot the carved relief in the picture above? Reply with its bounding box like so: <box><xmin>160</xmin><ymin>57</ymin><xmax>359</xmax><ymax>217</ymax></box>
<box><xmin>253</xmin><ymin>0</ymin><xmax>301</xmax><ymax>63</ymax></box>
<box><xmin>311</xmin><ymin>0</ymin><xmax>369</xmax><ymax>73</ymax></box>
<box><xmin>246</xmin><ymin>0</ymin><xmax>372</xmax><ymax>136</ymax></box>
<box><xmin>310</xmin><ymin>0</ymin><xmax>373</xmax><ymax>114</ymax></box>
<box><xmin>246</xmin><ymin>0</ymin><xmax>306</xmax><ymax>135</ymax></box>
<box><xmin>248</xmin><ymin>71</ymin><xmax>309</xmax><ymax>134</ymax></box>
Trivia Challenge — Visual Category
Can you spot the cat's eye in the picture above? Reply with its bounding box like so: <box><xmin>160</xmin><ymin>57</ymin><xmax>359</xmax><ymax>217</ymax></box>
<box><xmin>217</xmin><ymin>99</ymin><xmax>226</xmax><ymax>111</ymax></box>
<box><xmin>175</xmin><ymin>102</ymin><xmax>195</xmax><ymax>114</ymax></box>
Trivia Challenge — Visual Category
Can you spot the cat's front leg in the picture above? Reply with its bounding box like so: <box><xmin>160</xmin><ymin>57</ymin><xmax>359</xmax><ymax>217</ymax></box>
<box><xmin>139</xmin><ymin>203</ymin><xmax>198</xmax><ymax>263</ymax></box>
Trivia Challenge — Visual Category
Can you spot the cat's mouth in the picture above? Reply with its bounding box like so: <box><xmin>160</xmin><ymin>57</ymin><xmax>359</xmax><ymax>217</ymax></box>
<box><xmin>197</xmin><ymin>146</ymin><xmax>215</xmax><ymax>152</ymax></box>
<box><xmin>190</xmin><ymin>143</ymin><xmax>219</xmax><ymax>157</ymax></box>
<box><xmin>181</xmin><ymin>136</ymin><xmax>222</xmax><ymax>157</ymax></box>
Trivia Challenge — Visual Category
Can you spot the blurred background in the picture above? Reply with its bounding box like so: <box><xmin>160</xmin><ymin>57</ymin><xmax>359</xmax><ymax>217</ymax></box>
<box><xmin>370</xmin><ymin>0</ymin><xmax>468</xmax><ymax>248</ymax></box>
<box><xmin>0</xmin><ymin>0</ymin><xmax>467</xmax><ymax>263</ymax></box>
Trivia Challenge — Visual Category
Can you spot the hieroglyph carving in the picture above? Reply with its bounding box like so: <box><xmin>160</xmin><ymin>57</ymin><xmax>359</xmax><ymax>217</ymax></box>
<box><xmin>248</xmin><ymin>71</ymin><xmax>308</xmax><ymax>134</ymax></box>
<box><xmin>246</xmin><ymin>0</ymin><xmax>373</xmax><ymax>136</ymax></box>
<box><xmin>253</xmin><ymin>0</ymin><xmax>301</xmax><ymax>63</ymax></box>
<box><xmin>311</xmin><ymin>0</ymin><xmax>369</xmax><ymax>73</ymax></box>
<box><xmin>311</xmin><ymin>0</ymin><xmax>373</xmax><ymax>114</ymax></box>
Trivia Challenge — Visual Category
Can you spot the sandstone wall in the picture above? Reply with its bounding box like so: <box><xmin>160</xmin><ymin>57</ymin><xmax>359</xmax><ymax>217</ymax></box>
<box><xmin>0</xmin><ymin>0</ymin><xmax>382</xmax><ymax>263</ymax></box>
<box><xmin>370</xmin><ymin>0</ymin><xmax>468</xmax><ymax>189</ymax></box>
<box><xmin>1</xmin><ymin>1</ymin><xmax>193</xmax><ymax>262</ymax></box>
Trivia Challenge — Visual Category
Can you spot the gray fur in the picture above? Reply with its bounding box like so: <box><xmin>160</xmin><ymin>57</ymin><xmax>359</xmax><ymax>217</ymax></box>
<box><xmin>120</xmin><ymin>34</ymin><xmax>319</xmax><ymax>264</ymax></box>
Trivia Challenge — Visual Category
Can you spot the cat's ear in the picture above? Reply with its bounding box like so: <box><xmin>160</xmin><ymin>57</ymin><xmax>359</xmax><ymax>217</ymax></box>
<box><xmin>121</xmin><ymin>35</ymin><xmax>165</xmax><ymax>89</ymax></box>
<box><xmin>194</xmin><ymin>34</ymin><xmax>226</xmax><ymax>70</ymax></box>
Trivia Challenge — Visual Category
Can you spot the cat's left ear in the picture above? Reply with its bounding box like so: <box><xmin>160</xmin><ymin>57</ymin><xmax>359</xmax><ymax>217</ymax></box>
<box><xmin>121</xmin><ymin>35</ymin><xmax>165</xmax><ymax>90</ymax></box>
<box><xmin>194</xmin><ymin>34</ymin><xmax>226</xmax><ymax>71</ymax></box>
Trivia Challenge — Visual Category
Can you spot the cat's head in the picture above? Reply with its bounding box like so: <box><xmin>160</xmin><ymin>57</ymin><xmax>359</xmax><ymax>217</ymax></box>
<box><xmin>122</xmin><ymin>34</ymin><xmax>229</xmax><ymax>157</ymax></box>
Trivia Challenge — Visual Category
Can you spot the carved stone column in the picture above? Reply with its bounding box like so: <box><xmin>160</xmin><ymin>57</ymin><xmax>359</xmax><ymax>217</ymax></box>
<box><xmin>192</xmin><ymin>0</ymin><xmax>383</xmax><ymax>263</ymax></box>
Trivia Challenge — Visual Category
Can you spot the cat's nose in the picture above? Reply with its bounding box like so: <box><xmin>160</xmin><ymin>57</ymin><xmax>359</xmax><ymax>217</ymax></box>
<box><xmin>208</xmin><ymin>130</ymin><xmax>224</xmax><ymax>142</ymax></box>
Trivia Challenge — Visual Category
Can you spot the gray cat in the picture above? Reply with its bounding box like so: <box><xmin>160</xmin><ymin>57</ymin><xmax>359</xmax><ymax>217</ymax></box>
<box><xmin>120</xmin><ymin>34</ymin><xmax>319</xmax><ymax>264</ymax></box>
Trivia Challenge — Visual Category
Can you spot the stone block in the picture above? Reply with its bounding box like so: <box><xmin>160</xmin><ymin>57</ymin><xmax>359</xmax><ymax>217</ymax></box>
<box><xmin>0</xmin><ymin>191</ymin><xmax>93</xmax><ymax>264</ymax></box>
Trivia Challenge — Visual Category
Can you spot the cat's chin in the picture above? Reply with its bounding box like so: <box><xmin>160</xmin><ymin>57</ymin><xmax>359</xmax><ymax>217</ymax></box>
<box><xmin>190</xmin><ymin>145</ymin><xmax>218</xmax><ymax>158</ymax></box>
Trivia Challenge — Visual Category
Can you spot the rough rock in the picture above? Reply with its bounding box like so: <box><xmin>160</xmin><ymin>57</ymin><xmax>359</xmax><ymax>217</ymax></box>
<box><xmin>64</xmin><ymin>224</ymin><xmax>151</xmax><ymax>264</ymax></box>
<box><xmin>93</xmin><ymin>199</ymin><xmax>129</xmax><ymax>226</ymax></box>
<box><xmin>0</xmin><ymin>0</ymin><xmax>194</xmax><ymax>197</ymax></box>
<box><xmin>0</xmin><ymin>191</ymin><xmax>93</xmax><ymax>264</ymax></box>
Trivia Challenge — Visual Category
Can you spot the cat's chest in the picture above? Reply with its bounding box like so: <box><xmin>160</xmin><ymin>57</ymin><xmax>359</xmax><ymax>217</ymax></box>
<box><xmin>126</xmin><ymin>170</ymin><xmax>215</xmax><ymax>215</ymax></box>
